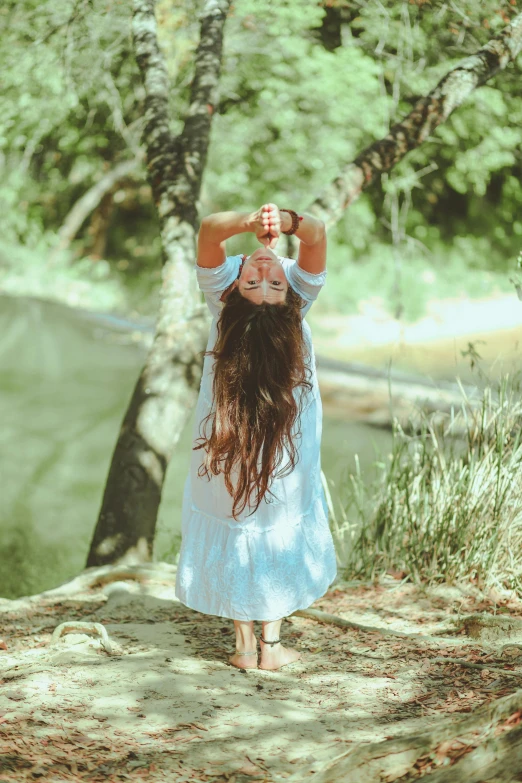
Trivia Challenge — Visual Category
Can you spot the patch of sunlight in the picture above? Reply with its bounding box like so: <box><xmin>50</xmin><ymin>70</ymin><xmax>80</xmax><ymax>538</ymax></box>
<box><xmin>95</xmin><ymin>534</ymin><xmax>123</xmax><ymax>558</ymax></box>
<box><xmin>167</xmin><ymin>657</ymin><xmax>211</xmax><ymax>674</ymax></box>
<box><xmin>90</xmin><ymin>694</ymin><xmax>139</xmax><ymax>712</ymax></box>
<box><xmin>181</xmin><ymin>563</ymin><xmax>195</xmax><ymax>589</ymax></box>
<box><xmin>138</xmin><ymin>448</ymin><xmax>164</xmax><ymax>486</ymax></box>
<box><xmin>310</xmin><ymin>293</ymin><xmax>522</xmax><ymax>353</ymax></box>
<box><xmin>27</xmin><ymin>672</ymin><xmax>56</xmax><ymax>690</ymax></box>
<box><xmin>118</xmin><ymin>537</ymin><xmax>150</xmax><ymax>563</ymax></box>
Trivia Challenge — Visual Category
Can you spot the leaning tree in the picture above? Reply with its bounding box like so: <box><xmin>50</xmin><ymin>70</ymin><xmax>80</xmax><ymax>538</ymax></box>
<box><xmin>86</xmin><ymin>0</ymin><xmax>231</xmax><ymax>567</ymax></box>
<box><xmin>87</xmin><ymin>7</ymin><xmax>522</xmax><ymax>567</ymax></box>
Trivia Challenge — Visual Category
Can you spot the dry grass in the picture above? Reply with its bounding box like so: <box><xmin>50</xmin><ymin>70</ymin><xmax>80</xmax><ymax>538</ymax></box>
<box><xmin>325</xmin><ymin>374</ymin><xmax>522</xmax><ymax>595</ymax></box>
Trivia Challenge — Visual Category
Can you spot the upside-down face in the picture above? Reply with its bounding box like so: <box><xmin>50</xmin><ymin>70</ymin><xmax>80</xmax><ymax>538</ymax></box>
<box><xmin>235</xmin><ymin>247</ymin><xmax>288</xmax><ymax>305</ymax></box>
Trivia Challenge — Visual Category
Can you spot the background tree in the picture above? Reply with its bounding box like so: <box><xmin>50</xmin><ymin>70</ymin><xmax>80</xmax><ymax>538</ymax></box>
<box><xmin>86</xmin><ymin>0</ymin><xmax>231</xmax><ymax>566</ymax></box>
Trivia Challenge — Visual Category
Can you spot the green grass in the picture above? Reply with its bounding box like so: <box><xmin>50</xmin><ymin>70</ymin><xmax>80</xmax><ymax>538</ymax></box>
<box><xmin>325</xmin><ymin>374</ymin><xmax>522</xmax><ymax>595</ymax></box>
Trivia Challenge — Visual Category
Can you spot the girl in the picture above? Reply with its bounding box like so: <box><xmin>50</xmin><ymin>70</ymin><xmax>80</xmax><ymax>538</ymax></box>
<box><xmin>175</xmin><ymin>203</ymin><xmax>337</xmax><ymax>670</ymax></box>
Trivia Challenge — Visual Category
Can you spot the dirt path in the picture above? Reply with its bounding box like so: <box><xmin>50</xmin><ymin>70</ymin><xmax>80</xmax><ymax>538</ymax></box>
<box><xmin>2</xmin><ymin>564</ymin><xmax>522</xmax><ymax>782</ymax></box>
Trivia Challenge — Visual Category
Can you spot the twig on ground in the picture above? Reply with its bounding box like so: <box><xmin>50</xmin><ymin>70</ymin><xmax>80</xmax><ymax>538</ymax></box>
<box><xmin>431</xmin><ymin>657</ymin><xmax>522</xmax><ymax>678</ymax></box>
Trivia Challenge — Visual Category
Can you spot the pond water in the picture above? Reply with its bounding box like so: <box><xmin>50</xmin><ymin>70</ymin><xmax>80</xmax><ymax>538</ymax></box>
<box><xmin>0</xmin><ymin>295</ymin><xmax>393</xmax><ymax>599</ymax></box>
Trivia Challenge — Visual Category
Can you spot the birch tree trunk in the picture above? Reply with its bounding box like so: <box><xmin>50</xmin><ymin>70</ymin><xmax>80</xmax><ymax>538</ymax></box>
<box><xmin>86</xmin><ymin>0</ymin><xmax>230</xmax><ymax>567</ymax></box>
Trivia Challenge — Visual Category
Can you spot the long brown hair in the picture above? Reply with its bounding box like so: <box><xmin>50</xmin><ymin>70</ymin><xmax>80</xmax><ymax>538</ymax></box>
<box><xmin>194</xmin><ymin>284</ymin><xmax>312</xmax><ymax>520</ymax></box>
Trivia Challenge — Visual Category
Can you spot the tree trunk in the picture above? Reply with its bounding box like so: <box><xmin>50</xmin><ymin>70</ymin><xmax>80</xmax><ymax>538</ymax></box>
<box><xmin>308</xmin><ymin>11</ymin><xmax>522</xmax><ymax>226</ymax></box>
<box><xmin>88</xmin><ymin>191</ymin><xmax>115</xmax><ymax>259</ymax></box>
<box><xmin>86</xmin><ymin>0</ymin><xmax>231</xmax><ymax>567</ymax></box>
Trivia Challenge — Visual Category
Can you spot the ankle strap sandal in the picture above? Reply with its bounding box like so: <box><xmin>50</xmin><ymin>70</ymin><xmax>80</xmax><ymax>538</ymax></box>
<box><xmin>260</xmin><ymin>637</ymin><xmax>281</xmax><ymax>646</ymax></box>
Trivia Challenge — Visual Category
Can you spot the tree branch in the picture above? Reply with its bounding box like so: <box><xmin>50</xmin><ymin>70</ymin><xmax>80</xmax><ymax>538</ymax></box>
<box><xmin>133</xmin><ymin>0</ymin><xmax>230</xmax><ymax>228</ymax></box>
<box><xmin>55</xmin><ymin>157</ymin><xmax>144</xmax><ymax>252</ymax></box>
<box><xmin>308</xmin><ymin>11</ymin><xmax>522</xmax><ymax>226</ymax></box>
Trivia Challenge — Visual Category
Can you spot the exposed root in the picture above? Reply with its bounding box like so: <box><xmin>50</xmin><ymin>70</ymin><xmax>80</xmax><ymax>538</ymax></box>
<box><xmin>293</xmin><ymin>607</ymin><xmax>458</xmax><ymax>643</ymax></box>
<box><xmin>49</xmin><ymin>621</ymin><xmax>114</xmax><ymax>655</ymax></box>
<box><xmin>308</xmin><ymin>688</ymin><xmax>522</xmax><ymax>783</ymax></box>
<box><xmin>430</xmin><ymin>656</ymin><xmax>522</xmax><ymax>679</ymax></box>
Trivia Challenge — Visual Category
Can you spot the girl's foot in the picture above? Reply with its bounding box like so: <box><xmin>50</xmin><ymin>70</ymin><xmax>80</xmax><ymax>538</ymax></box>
<box><xmin>229</xmin><ymin>620</ymin><xmax>258</xmax><ymax>669</ymax></box>
<box><xmin>259</xmin><ymin>639</ymin><xmax>301</xmax><ymax>670</ymax></box>
<box><xmin>229</xmin><ymin>649</ymin><xmax>258</xmax><ymax>669</ymax></box>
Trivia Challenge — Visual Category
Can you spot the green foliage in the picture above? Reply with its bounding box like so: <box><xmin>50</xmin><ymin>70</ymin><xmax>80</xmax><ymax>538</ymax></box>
<box><xmin>0</xmin><ymin>0</ymin><xmax>145</xmax><ymax>246</ymax></box>
<box><xmin>204</xmin><ymin>3</ymin><xmax>387</xmax><ymax>210</ymax></box>
<box><xmin>1</xmin><ymin>0</ymin><xmax>521</xmax><ymax>315</ymax></box>
<box><xmin>0</xmin><ymin>521</ymin><xmax>74</xmax><ymax>599</ymax></box>
<box><xmin>311</xmin><ymin>229</ymin><xmax>513</xmax><ymax>322</ymax></box>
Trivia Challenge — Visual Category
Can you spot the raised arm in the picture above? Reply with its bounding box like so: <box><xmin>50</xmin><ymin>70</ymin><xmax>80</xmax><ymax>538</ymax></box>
<box><xmin>197</xmin><ymin>205</ymin><xmax>282</xmax><ymax>268</ymax></box>
<box><xmin>281</xmin><ymin>212</ymin><xmax>326</xmax><ymax>275</ymax></box>
<box><xmin>197</xmin><ymin>205</ymin><xmax>326</xmax><ymax>273</ymax></box>
<box><xmin>197</xmin><ymin>211</ymin><xmax>254</xmax><ymax>268</ymax></box>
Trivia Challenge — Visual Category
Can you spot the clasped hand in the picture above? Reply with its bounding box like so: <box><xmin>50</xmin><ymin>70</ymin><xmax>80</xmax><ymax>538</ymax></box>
<box><xmin>251</xmin><ymin>203</ymin><xmax>283</xmax><ymax>249</ymax></box>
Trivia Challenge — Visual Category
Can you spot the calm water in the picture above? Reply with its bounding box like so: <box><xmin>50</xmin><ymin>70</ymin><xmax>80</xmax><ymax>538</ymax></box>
<box><xmin>0</xmin><ymin>295</ymin><xmax>393</xmax><ymax>599</ymax></box>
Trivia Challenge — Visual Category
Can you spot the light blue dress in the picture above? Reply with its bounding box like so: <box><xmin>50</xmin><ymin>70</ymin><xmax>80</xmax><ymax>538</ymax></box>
<box><xmin>174</xmin><ymin>255</ymin><xmax>337</xmax><ymax>621</ymax></box>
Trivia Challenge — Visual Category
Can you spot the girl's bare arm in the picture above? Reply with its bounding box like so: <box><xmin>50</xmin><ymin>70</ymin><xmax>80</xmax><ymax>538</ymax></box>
<box><xmin>282</xmin><ymin>212</ymin><xmax>326</xmax><ymax>275</ymax></box>
<box><xmin>197</xmin><ymin>212</ymin><xmax>255</xmax><ymax>269</ymax></box>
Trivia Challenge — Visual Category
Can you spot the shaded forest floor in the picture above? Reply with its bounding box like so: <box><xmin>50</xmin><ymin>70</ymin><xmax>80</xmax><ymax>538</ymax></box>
<box><xmin>2</xmin><ymin>564</ymin><xmax>522</xmax><ymax>782</ymax></box>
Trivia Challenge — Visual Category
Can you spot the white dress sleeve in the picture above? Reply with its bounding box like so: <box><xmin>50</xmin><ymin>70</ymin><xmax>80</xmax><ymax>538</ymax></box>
<box><xmin>280</xmin><ymin>257</ymin><xmax>327</xmax><ymax>317</ymax></box>
<box><xmin>196</xmin><ymin>255</ymin><xmax>242</xmax><ymax>319</ymax></box>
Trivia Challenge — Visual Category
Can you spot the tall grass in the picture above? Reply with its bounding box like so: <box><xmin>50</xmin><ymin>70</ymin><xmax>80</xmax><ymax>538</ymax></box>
<box><xmin>325</xmin><ymin>375</ymin><xmax>522</xmax><ymax>594</ymax></box>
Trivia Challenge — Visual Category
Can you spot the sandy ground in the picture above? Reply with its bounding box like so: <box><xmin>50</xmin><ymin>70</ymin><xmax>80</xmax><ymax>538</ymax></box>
<box><xmin>2</xmin><ymin>563</ymin><xmax>522</xmax><ymax>782</ymax></box>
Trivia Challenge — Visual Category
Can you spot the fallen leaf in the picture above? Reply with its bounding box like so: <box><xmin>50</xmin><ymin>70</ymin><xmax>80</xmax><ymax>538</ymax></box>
<box><xmin>434</xmin><ymin>738</ymin><xmax>468</xmax><ymax>763</ymax></box>
<box><xmin>237</xmin><ymin>761</ymin><xmax>262</xmax><ymax>776</ymax></box>
<box><xmin>5</xmin><ymin>691</ymin><xmax>26</xmax><ymax>701</ymax></box>
<box><xmin>496</xmin><ymin>710</ymin><xmax>522</xmax><ymax>734</ymax></box>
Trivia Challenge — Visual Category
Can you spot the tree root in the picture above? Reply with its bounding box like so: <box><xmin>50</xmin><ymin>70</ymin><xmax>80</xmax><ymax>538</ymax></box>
<box><xmin>292</xmin><ymin>608</ymin><xmax>459</xmax><ymax>644</ymax></box>
<box><xmin>294</xmin><ymin>608</ymin><xmax>522</xmax><ymax>652</ymax></box>
<box><xmin>460</xmin><ymin>614</ymin><xmax>522</xmax><ymax>644</ymax></box>
<box><xmin>20</xmin><ymin>562</ymin><xmax>179</xmax><ymax>602</ymax></box>
<box><xmin>49</xmin><ymin>621</ymin><xmax>114</xmax><ymax>655</ymax></box>
<box><xmin>406</xmin><ymin>723</ymin><xmax>522</xmax><ymax>783</ymax></box>
<box><xmin>498</xmin><ymin>643</ymin><xmax>522</xmax><ymax>657</ymax></box>
<box><xmin>306</xmin><ymin>687</ymin><xmax>522</xmax><ymax>783</ymax></box>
